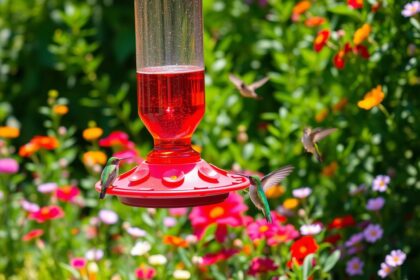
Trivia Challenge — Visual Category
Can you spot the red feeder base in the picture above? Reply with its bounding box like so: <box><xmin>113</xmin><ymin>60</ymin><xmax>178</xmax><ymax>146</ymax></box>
<box><xmin>95</xmin><ymin>160</ymin><xmax>250</xmax><ymax>208</ymax></box>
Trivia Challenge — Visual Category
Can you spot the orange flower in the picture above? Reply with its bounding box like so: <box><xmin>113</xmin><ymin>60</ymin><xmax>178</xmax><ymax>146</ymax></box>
<box><xmin>353</xmin><ymin>23</ymin><xmax>371</xmax><ymax>45</ymax></box>
<box><xmin>0</xmin><ymin>126</ymin><xmax>20</xmax><ymax>139</ymax></box>
<box><xmin>163</xmin><ymin>235</ymin><xmax>188</xmax><ymax>248</ymax></box>
<box><xmin>83</xmin><ymin>151</ymin><xmax>107</xmax><ymax>166</ymax></box>
<box><xmin>333</xmin><ymin>98</ymin><xmax>348</xmax><ymax>112</ymax></box>
<box><xmin>31</xmin><ymin>136</ymin><xmax>59</xmax><ymax>150</ymax></box>
<box><xmin>53</xmin><ymin>105</ymin><xmax>69</xmax><ymax>115</ymax></box>
<box><xmin>283</xmin><ymin>198</ymin><xmax>299</xmax><ymax>210</ymax></box>
<box><xmin>313</xmin><ymin>30</ymin><xmax>330</xmax><ymax>52</ymax></box>
<box><xmin>315</xmin><ymin>108</ymin><xmax>329</xmax><ymax>123</ymax></box>
<box><xmin>322</xmin><ymin>161</ymin><xmax>338</xmax><ymax>177</ymax></box>
<box><xmin>305</xmin><ymin>16</ymin><xmax>326</xmax><ymax>27</ymax></box>
<box><xmin>83</xmin><ymin>127</ymin><xmax>103</xmax><ymax>141</ymax></box>
<box><xmin>292</xmin><ymin>1</ymin><xmax>311</xmax><ymax>19</ymax></box>
<box><xmin>357</xmin><ymin>85</ymin><xmax>385</xmax><ymax>110</ymax></box>
<box><xmin>265</xmin><ymin>184</ymin><xmax>285</xmax><ymax>199</ymax></box>
<box><xmin>19</xmin><ymin>143</ymin><xmax>39</xmax><ymax>157</ymax></box>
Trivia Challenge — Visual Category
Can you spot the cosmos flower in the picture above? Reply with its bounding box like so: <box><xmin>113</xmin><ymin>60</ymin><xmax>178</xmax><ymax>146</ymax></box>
<box><xmin>70</xmin><ymin>257</ymin><xmax>87</xmax><ymax>270</ymax></box>
<box><xmin>98</xmin><ymin>209</ymin><xmax>119</xmax><ymax>225</ymax></box>
<box><xmin>22</xmin><ymin>229</ymin><xmax>44</xmax><ymax>241</ymax></box>
<box><xmin>378</xmin><ymin>262</ymin><xmax>394</xmax><ymax>278</ymax></box>
<box><xmin>247</xmin><ymin>257</ymin><xmax>278</xmax><ymax>276</ymax></box>
<box><xmin>385</xmin><ymin>250</ymin><xmax>406</xmax><ymax>267</ymax></box>
<box><xmin>366</xmin><ymin>197</ymin><xmax>385</xmax><ymax>211</ymax></box>
<box><xmin>363</xmin><ymin>224</ymin><xmax>383</xmax><ymax>243</ymax></box>
<box><xmin>173</xmin><ymin>270</ymin><xmax>191</xmax><ymax>280</ymax></box>
<box><xmin>37</xmin><ymin>182</ymin><xmax>58</xmax><ymax>194</ymax></box>
<box><xmin>402</xmin><ymin>1</ymin><xmax>420</xmax><ymax>17</ymax></box>
<box><xmin>345</xmin><ymin>233</ymin><xmax>364</xmax><ymax>247</ymax></box>
<box><xmin>0</xmin><ymin>158</ymin><xmax>19</xmax><ymax>174</ymax></box>
<box><xmin>135</xmin><ymin>265</ymin><xmax>156</xmax><ymax>280</ymax></box>
<box><xmin>300</xmin><ymin>224</ymin><xmax>322</xmax><ymax>235</ymax></box>
<box><xmin>55</xmin><ymin>185</ymin><xmax>80</xmax><ymax>202</ymax></box>
<box><xmin>85</xmin><ymin>249</ymin><xmax>104</xmax><ymax>261</ymax></box>
<box><xmin>346</xmin><ymin>257</ymin><xmax>364</xmax><ymax>276</ymax></box>
<box><xmin>313</xmin><ymin>30</ymin><xmax>330</xmax><ymax>52</ymax></box>
<box><xmin>372</xmin><ymin>175</ymin><xmax>390</xmax><ymax>192</ymax></box>
<box><xmin>292</xmin><ymin>187</ymin><xmax>312</xmax><ymax>199</ymax></box>
<box><xmin>358</xmin><ymin>86</ymin><xmax>385</xmax><ymax>110</ymax></box>
<box><xmin>29</xmin><ymin>205</ymin><xmax>64</xmax><ymax>223</ymax></box>
<box><xmin>131</xmin><ymin>241</ymin><xmax>151</xmax><ymax>256</ymax></box>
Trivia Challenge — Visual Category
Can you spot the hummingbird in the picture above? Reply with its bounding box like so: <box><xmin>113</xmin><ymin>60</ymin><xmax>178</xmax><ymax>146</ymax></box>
<box><xmin>99</xmin><ymin>157</ymin><xmax>124</xmax><ymax>199</ymax></box>
<box><xmin>301</xmin><ymin>127</ymin><xmax>337</xmax><ymax>162</ymax></box>
<box><xmin>228</xmin><ymin>74</ymin><xmax>269</xmax><ymax>99</ymax></box>
<box><xmin>247</xmin><ymin>165</ymin><xmax>294</xmax><ymax>223</ymax></box>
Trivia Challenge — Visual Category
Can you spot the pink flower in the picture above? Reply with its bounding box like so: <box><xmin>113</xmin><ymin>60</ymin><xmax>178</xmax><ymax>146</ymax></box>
<box><xmin>402</xmin><ymin>1</ymin><xmax>420</xmax><ymax>17</ymax></box>
<box><xmin>267</xmin><ymin>223</ymin><xmax>299</xmax><ymax>246</ymax></box>
<box><xmin>372</xmin><ymin>175</ymin><xmax>390</xmax><ymax>192</ymax></box>
<box><xmin>346</xmin><ymin>257</ymin><xmax>364</xmax><ymax>276</ymax></box>
<box><xmin>189</xmin><ymin>192</ymin><xmax>247</xmax><ymax>242</ymax></box>
<box><xmin>98</xmin><ymin>209</ymin><xmax>119</xmax><ymax>225</ymax></box>
<box><xmin>385</xmin><ymin>249</ymin><xmax>406</xmax><ymax>267</ymax></box>
<box><xmin>29</xmin><ymin>205</ymin><xmax>64</xmax><ymax>223</ymax></box>
<box><xmin>366</xmin><ymin>197</ymin><xmax>385</xmax><ymax>211</ymax></box>
<box><xmin>247</xmin><ymin>219</ymin><xmax>276</xmax><ymax>241</ymax></box>
<box><xmin>135</xmin><ymin>266</ymin><xmax>156</xmax><ymax>279</ymax></box>
<box><xmin>363</xmin><ymin>224</ymin><xmax>383</xmax><ymax>243</ymax></box>
<box><xmin>126</xmin><ymin>227</ymin><xmax>146</xmax><ymax>238</ymax></box>
<box><xmin>378</xmin><ymin>262</ymin><xmax>394</xmax><ymax>278</ymax></box>
<box><xmin>201</xmin><ymin>249</ymin><xmax>239</xmax><ymax>266</ymax></box>
<box><xmin>163</xmin><ymin>217</ymin><xmax>176</xmax><ymax>227</ymax></box>
<box><xmin>22</xmin><ymin>229</ymin><xmax>44</xmax><ymax>241</ymax></box>
<box><xmin>70</xmin><ymin>257</ymin><xmax>87</xmax><ymax>269</ymax></box>
<box><xmin>0</xmin><ymin>158</ymin><xmax>19</xmax><ymax>174</ymax></box>
<box><xmin>55</xmin><ymin>185</ymin><xmax>80</xmax><ymax>202</ymax></box>
<box><xmin>37</xmin><ymin>182</ymin><xmax>58</xmax><ymax>193</ymax></box>
<box><xmin>21</xmin><ymin>199</ymin><xmax>40</xmax><ymax>213</ymax></box>
<box><xmin>99</xmin><ymin>131</ymin><xmax>134</xmax><ymax>148</ymax></box>
<box><xmin>292</xmin><ymin>187</ymin><xmax>312</xmax><ymax>199</ymax></box>
<box><xmin>247</xmin><ymin>257</ymin><xmax>278</xmax><ymax>276</ymax></box>
<box><xmin>169</xmin><ymin>207</ymin><xmax>188</xmax><ymax>217</ymax></box>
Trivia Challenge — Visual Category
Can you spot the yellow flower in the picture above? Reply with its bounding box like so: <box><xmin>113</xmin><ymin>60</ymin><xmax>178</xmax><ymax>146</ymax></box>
<box><xmin>53</xmin><ymin>105</ymin><xmax>69</xmax><ymax>115</ymax></box>
<box><xmin>357</xmin><ymin>85</ymin><xmax>385</xmax><ymax>110</ymax></box>
<box><xmin>283</xmin><ymin>198</ymin><xmax>299</xmax><ymax>210</ymax></box>
<box><xmin>353</xmin><ymin>23</ymin><xmax>371</xmax><ymax>45</ymax></box>
<box><xmin>265</xmin><ymin>185</ymin><xmax>285</xmax><ymax>199</ymax></box>
<box><xmin>0</xmin><ymin>126</ymin><xmax>20</xmax><ymax>139</ymax></box>
<box><xmin>315</xmin><ymin>108</ymin><xmax>329</xmax><ymax>123</ymax></box>
<box><xmin>83</xmin><ymin>127</ymin><xmax>103</xmax><ymax>141</ymax></box>
<box><xmin>83</xmin><ymin>151</ymin><xmax>107</xmax><ymax>166</ymax></box>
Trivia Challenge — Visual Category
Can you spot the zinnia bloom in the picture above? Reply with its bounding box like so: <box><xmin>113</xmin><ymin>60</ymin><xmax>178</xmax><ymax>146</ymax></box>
<box><xmin>148</xmin><ymin>254</ymin><xmax>167</xmax><ymax>266</ymax></box>
<box><xmin>290</xmin><ymin>236</ymin><xmax>319</xmax><ymax>261</ymax></box>
<box><xmin>31</xmin><ymin>136</ymin><xmax>59</xmax><ymax>150</ymax></box>
<box><xmin>18</xmin><ymin>142</ymin><xmax>39</xmax><ymax>157</ymax></box>
<box><xmin>163</xmin><ymin>235</ymin><xmax>188</xmax><ymax>248</ymax></box>
<box><xmin>402</xmin><ymin>1</ymin><xmax>420</xmax><ymax>17</ymax></box>
<box><xmin>247</xmin><ymin>219</ymin><xmax>276</xmax><ymax>241</ymax></box>
<box><xmin>333</xmin><ymin>98</ymin><xmax>348</xmax><ymax>112</ymax></box>
<box><xmin>305</xmin><ymin>16</ymin><xmax>326</xmax><ymax>27</ymax></box>
<box><xmin>169</xmin><ymin>207</ymin><xmax>188</xmax><ymax>217</ymax></box>
<box><xmin>346</xmin><ymin>257</ymin><xmax>364</xmax><ymax>276</ymax></box>
<box><xmin>247</xmin><ymin>257</ymin><xmax>278</xmax><ymax>276</ymax></box>
<box><xmin>313</xmin><ymin>30</ymin><xmax>330</xmax><ymax>52</ymax></box>
<box><xmin>292</xmin><ymin>1</ymin><xmax>311</xmax><ymax>21</ymax></box>
<box><xmin>21</xmin><ymin>199</ymin><xmax>40</xmax><ymax>213</ymax></box>
<box><xmin>366</xmin><ymin>197</ymin><xmax>385</xmax><ymax>211</ymax></box>
<box><xmin>328</xmin><ymin>215</ymin><xmax>356</xmax><ymax>229</ymax></box>
<box><xmin>353</xmin><ymin>23</ymin><xmax>371</xmax><ymax>45</ymax></box>
<box><xmin>265</xmin><ymin>184</ymin><xmax>285</xmax><ymax>199</ymax></box>
<box><xmin>136</xmin><ymin>265</ymin><xmax>156</xmax><ymax>280</ymax></box>
<box><xmin>83</xmin><ymin>151</ymin><xmax>107</xmax><ymax>166</ymax></box>
<box><xmin>354</xmin><ymin>45</ymin><xmax>370</xmax><ymax>59</ymax></box>
<box><xmin>29</xmin><ymin>205</ymin><xmax>64</xmax><ymax>223</ymax></box>
<box><xmin>99</xmin><ymin>131</ymin><xmax>133</xmax><ymax>148</ymax></box>
<box><xmin>70</xmin><ymin>257</ymin><xmax>87</xmax><ymax>270</ymax></box>
<box><xmin>0</xmin><ymin>158</ymin><xmax>19</xmax><ymax>174</ymax></box>
<box><xmin>201</xmin><ymin>249</ymin><xmax>239</xmax><ymax>266</ymax></box>
<box><xmin>358</xmin><ymin>85</ymin><xmax>385</xmax><ymax>110</ymax></box>
<box><xmin>385</xmin><ymin>250</ymin><xmax>406</xmax><ymax>267</ymax></box>
<box><xmin>315</xmin><ymin>108</ymin><xmax>329</xmax><ymax>123</ymax></box>
<box><xmin>348</xmin><ymin>0</ymin><xmax>363</xmax><ymax>9</ymax></box>
<box><xmin>0</xmin><ymin>126</ymin><xmax>20</xmax><ymax>138</ymax></box>
<box><xmin>55</xmin><ymin>185</ymin><xmax>80</xmax><ymax>202</ymax></box>
<box><xmin>22</xmin><ymin>229</ymin><xmax>44</xmax><ymax>241</ymax></box>
<box><xmin>52</xmin><ymin>104</ymin><xmax>69</xmax><ymax>115</ymax></box>
<box><xmin>283</xmin><ymin>198</ymin><xmax>299</xmax><ymax>210</ymax></box>
<box><xmin>83</xmin><ymin>127</ymin><xmax>103</xmax><ymax>141</ymax></box>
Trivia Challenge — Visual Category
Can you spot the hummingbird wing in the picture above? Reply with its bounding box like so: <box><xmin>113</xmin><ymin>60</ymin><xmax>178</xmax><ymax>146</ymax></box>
<box><xmin>249</xmin><ymin>76</ymin><xmax>269</xmax><ymax>90</ymax></box>
<box><xmin>228</xmin><ymin>74</ymin><xmax>245</xmax><ymax>90</ymax></box>
<box><xmin>261</xmin><ymin>165</ymin><xmax>294</xmax><ymax>191</ymax></box>
<box><xmin>312</xmin><ymin>128</ymin><xmax>337</xmax><ymax>143</ymax></box>
<box><xmin>101</xmin><ymin>165</ymin><xmax>118</xmax><ymax>189</ymax></box>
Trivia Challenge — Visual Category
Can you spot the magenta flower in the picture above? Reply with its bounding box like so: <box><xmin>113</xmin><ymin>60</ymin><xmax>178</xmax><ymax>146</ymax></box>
<box><xmin>267</xmin><ymin>224</ymin><xmax>299</xmax><ymax>246</ymax></box>
<box><xmin>98</xmin><ymin>209</ymin><xmax>119</xmax><ymax>225</ymax></box>
<box><xmin>0</xmin><ymin>158</ymin><xmax>19</xmax><ymax>174</ymax></box>
<box><xmin>345</xmin><ymin>232</ymin><xmax>364</xmax><ymax>247</ymax></box>
<box><xmin>37</xmin><ymin>182</ymin><xmax>58</xmax><ymax>194</ymax></box>
<box><xmin>201</xmin><ymin>249</ymin><xmax>239</xmax><ymax>266</ymax></box>
<box><xmin>292</xmin><ymin>187</ymin><xmax>312</xmax><ymax>199</ymax></box>
<box><xmin>378</xmin><ymin>262</ymin><xmax>394</xmax><ymax>278</ymax></box>
<box><xmin>346</xmin><ymin>257</ymin><xmax>364</xmax><ymax>276</ymax></box>
<box><xmin>402</xmin><ymin>1</ymin><xmax>420</xmax><ymax>17</ymax></box>
<box><xmin>70</xmin><ymin>257</ymin><xmax>87</xmax><ymax>269</ymax></box>
<box><xmin>363</xmin><ymin>224</ymin><xmax>383</xmax><ymax>243</ymax></box>
<box><xmin>300</xmin><ymin>224</ymin><xmax>322</xmax><ymax>235</ymax></box>
<box><xmin>366</xmin><ymin>197</ymin><xmax>385</xmax><ymax>211</ymax></box>
<box><xmin>247</xmin><ymin>257</ymin><xmax>278</xmax><ymax>276</ymax></box>
<box><xmin>372</xmin><ymin>175</ymin><xmax>390</xmax><ymax>192</ymax></box>
<box><xmin>135</xmin><ymin>266</ymin><xmax>156</xmax><ymax>279</ymax></box>
<box><xmin>385</xmin><ymin>249</ymin><xmax>406</xmax><ymax>267</ymax></box>
<box><xmin>247</xmin><ymin>219</ymin><xmax>276</xmax><ymax>240</ymax></box>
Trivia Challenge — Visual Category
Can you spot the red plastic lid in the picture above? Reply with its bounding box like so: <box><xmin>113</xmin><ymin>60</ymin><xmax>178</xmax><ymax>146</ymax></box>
<box><xmin>95</xmin><ymin>160</ymin><xmax>250</xmax><ymax>208</ymax></box>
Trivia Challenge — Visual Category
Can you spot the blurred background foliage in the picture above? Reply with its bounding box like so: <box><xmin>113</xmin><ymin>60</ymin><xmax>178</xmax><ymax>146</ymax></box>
<box><xmin>0</xmin><ymin>0</ymin><xmax>420</xmax><ymax>278</ymax></box>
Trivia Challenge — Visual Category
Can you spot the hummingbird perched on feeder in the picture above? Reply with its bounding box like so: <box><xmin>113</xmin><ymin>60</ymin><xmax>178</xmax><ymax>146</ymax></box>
<box><xmin>301</xmin><ymin>127</ymin><xmax>337</xmax><ymax>162</ymax></box>
<box><xmin>229</xmin><ymin>74</ymin><xmax>269</xmax><ymax>100</ymax></box>
<box><xmin>99</xmin><ymin>157</ymin><xmax>126</xmax><ymax>199</ymax></box>
<box><xmin>247</xmin><ymin>165</ymin><xmax>294</xmax><ymax>223</ymax></box>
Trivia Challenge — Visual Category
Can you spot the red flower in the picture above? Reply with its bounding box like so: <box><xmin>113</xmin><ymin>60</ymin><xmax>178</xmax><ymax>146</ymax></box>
<box><xmin>247</xmin><ymin>257</ymin><xmax>278</xmax><ymax>276</ymax></box>
<box><xmin>135</xmin><ymin>266</ymin><xmax>156</xmax><ymax>280</ymax></box>
<box><xmin>333</xmin><ymin>43</ymin><xmax>352</xmax><ymax>69</ymax></box>
<box><xmin>305</xmin><ymin>17</ymin><xmax>326</xmax><ymax>27</ymax></box>
<box><xmin>313</xmin><ymin>30</ymin><xmax>330</xmax><ymax>52</ymax></box>
<box><xmin>22</xmin><ymin>229</ymin><xmax>44</xmax><ymax>241</ymax></box>
<box><xmin>354</xmin><ymin>45</ymin><xmax>370</xmax><ymax>59</ymax></box>
<box><xmin>324</xmin><ymin>233</ymin><xmax>342</xmax><ymax>245</ymax></box>
<box><xmin>99</xmin><ymin>131</ymin><xmax>134</xmax><ymax>149</ymax></box>
<box><xmin>55</xmin><ymin>185</ymin><xmax>80</xmax><ymax>202</ymax></box>
<box><xmin>348</xmin><ymin>0</ymin><xmax>363</xmax><ymax>9</ymax></box>
<box><xmin>290</xmin><ymin>236</ymin><xmax>319</xmax><ymax>261</ymax></box>
<box><xmin>189</xmin><ymin>192</ymin><xmax>247</xmax><ymax>242</ymax></box>
<box><xmin>328</xmin><ymin>215</ymin><xmax>356</xmax><ymax>229</ymax></box>
<box><xmin>201</xmin><ymin>249</ymin><xmax>239</xmax><ymax>266</ymax></box>
<box><xmin>29</xmin><ymin>205</ymin><xmax>64</xmax><ymax>223</ymax></box>
<box><xmin>31</xmin><ymin>136</ymin><xmax>59</xmax><ymax>150</ymax></box>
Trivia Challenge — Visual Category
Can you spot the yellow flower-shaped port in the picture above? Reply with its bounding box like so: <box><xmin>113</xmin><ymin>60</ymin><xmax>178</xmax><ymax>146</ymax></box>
<box><xmin>357</xmin><ymin>85</ymin><xmax>385</xmax><ymax>110</ymax></box>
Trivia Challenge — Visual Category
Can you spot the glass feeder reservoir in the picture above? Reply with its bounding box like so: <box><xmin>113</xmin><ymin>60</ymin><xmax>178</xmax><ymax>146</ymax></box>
<box><xmin>95</xmin><ymin>0</ymin><xmax>250</xmax><ymax>207</ymax></box>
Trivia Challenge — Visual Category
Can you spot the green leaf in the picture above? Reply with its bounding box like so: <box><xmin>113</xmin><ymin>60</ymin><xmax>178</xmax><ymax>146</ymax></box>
<box><xmin>323</xmin><ymin>250</ymin><xmax>340</xmax><ymax>272</ymax></box>
<box><xmin>303</xmin><ymin>254</ymin><xmax>315</xmax><ymax>280</ymax></box>
<box><xmin>59</xmin><ymin>263</ymin><xmax>80</xmax><ymax>278</ymax></box>
<box><xmin>328</xmin><ymin>5</ymin><xmax>362</xmax><ymax>21</ymax></box>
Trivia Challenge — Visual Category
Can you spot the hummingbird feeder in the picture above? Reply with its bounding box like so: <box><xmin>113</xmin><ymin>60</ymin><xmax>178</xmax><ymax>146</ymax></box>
<box><xmin>95</xmin><ymin>0</ymin><xmax>250</xmax><ymax>208</ymax></box>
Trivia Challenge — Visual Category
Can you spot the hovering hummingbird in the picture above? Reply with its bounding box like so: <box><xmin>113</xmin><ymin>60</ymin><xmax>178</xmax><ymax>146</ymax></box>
<box><xmin>229</xmin><ymin>74</ymin><xmax>269</xmax><ymax>99</ymax></box>
<box><xmin>247</xmin><ymin>165</ymin><xmax>294</xmax><ymax>223</ymax></box>
<box><xmin>99</xmin><ymin>157</ymin><xmax>124</xmax><ymax>199</ymax></box>
<box><xmin>301</xmin><ymin>127</ymin><xmax>337</xmax><ymax>162</ymax></box>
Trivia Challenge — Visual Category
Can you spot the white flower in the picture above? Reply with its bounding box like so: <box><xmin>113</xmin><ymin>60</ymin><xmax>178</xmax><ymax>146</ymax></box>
<box><xmin>292</xmin><ymin>187</ymin><xmax>312</xmax><ymax>199</ymax></box>
<box><xmin>148</xmin><ymin>254</ymin><xmax>167</xmax><ymax>265</ymax></box>
<box><xmin>37</xmin><ymin>182</ymin><xmax>58</xmax><ymax>193</ymax></box>
<box><xmin>87</xmin><ymin>262</ymin><xmax>99</xmax><ymax>273</ymax></box>
<box><xmin>185</xmin><ymin>234</ymin><xmax>198</xmax><ymax>244</ymax></box>
<box><xmin>192</xmin><ymin>256</ymin><xmax>203</xmax><ymax>265</ymax></box>
<box><xmin>130</xmin><ymin>241</ymin><xmax>151</xmax><ymax>256</ymax></box>
<box><xmin>385</xmin><ymin>249</ymin><xmax>406</xmax><ymax>267</ymax></box>
<box><xmin>98</xmin><ymin>209</ymin><xmax>118</xmax><ymax>225</ymax></box>
<box><xmin>300</xmin><ymin>224</ymin><xmax>322</xmax><ymax>235</ymax></box>
<box><xmin>173</xmin><ymin>270</ymin><xmax>191</xmax><ymax>279</ymax></box>
<box><xmin>85</xmin><ymin>249</ymin><xmax>104</xmax><ymax>261</ymax></box>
